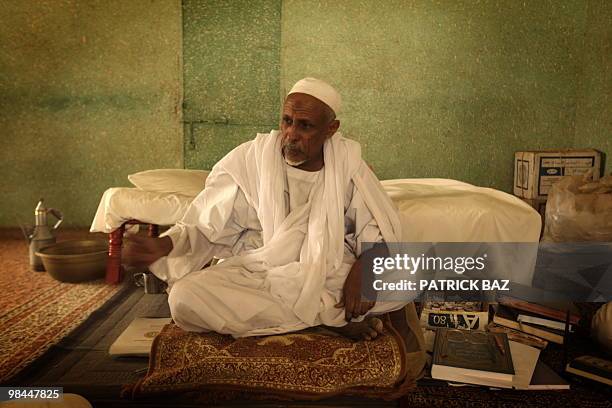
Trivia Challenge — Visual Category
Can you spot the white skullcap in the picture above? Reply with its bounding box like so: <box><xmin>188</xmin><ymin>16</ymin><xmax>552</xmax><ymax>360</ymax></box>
<box><xmin>287</xmin><ymin>77</ymin><xmax>341</xmax><ymax>115</ymax></box>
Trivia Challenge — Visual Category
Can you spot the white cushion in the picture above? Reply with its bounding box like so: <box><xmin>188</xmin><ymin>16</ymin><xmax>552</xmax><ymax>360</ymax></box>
<box><xmin>128</xmin><ymin>169</ymin><xmax>209</xmax><ymax>197</ymax></box>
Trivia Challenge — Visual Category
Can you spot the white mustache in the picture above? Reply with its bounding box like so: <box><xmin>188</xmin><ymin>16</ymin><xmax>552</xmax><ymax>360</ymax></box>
<box><xmin>283</xmin><ymin>144</ymin><xmax>302</xmax><ymax>154</ymax></box>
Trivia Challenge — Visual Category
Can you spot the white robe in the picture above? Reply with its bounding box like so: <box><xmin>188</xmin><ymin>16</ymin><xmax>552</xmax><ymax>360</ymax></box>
<box><xmin>150</xmin><ymin>131</ymin><xmax>405</xmax><ymax>337</ymax></box>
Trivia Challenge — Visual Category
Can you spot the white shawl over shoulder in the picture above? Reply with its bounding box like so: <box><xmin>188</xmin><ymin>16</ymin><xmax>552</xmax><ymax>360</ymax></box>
<box><xmin>210</xmin><ymin>131</ymin><xmax>402</xmax><ymax>325</ymax></box>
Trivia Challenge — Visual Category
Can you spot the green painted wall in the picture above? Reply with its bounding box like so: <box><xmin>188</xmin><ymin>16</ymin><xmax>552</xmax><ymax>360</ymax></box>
<box><xmin>182</xmin><ymin>0</ymin><xmax>281</xmax><ymax>170</ymax></box>
<box><xmin>575</xmin><ymin>0</ymin><xmax>611</xmax><ymax>173</ymax></box>
<box><xmin>281</xmin><ymin>0</ymin><xmax>595</xmax><ymax>187</ymax></box>
<box><xmin>186</xmin><ymin>0</ymin><xmax>608</xmax><ymax>189</ymax></box>
<box><xmin>1</xmin><ymin>1</ymin><xmax>608</xmax><ymax>227</ymax></box>
<box><xmin>0</xmin><ymin>0</ymin><xmax>183</xmax><ymax>227</ymax></box>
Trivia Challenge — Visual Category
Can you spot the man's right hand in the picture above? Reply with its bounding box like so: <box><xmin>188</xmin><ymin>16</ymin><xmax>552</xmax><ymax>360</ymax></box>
<box><xmin>122</xmin><ymin>235</ymin><xmax>173</xmax><ymax>268</ymax></box>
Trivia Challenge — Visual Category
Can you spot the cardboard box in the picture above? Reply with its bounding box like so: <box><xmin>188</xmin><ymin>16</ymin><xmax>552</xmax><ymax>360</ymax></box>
<box><xmin>514</xmin><ymin>150</ymin><xmax>602</xmax><ymax>199</ymax></box>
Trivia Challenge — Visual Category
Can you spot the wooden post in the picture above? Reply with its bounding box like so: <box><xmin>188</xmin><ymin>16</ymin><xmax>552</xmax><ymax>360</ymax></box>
<box><xmin>106</xmin><ymin>224</ymin><xmax>125</xmax><ymax>284</ymax></box>
<box><xmin>148</xmin><ymin>224</ymin><xmax>160</xmax><ymax>238</ymax></box>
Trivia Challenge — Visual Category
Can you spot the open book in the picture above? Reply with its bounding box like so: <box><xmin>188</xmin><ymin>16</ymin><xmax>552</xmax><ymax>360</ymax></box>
<box><xmin>109</xmin><ymin>317</ymin><xmax>172</xmax><ymax>357</ymax></box>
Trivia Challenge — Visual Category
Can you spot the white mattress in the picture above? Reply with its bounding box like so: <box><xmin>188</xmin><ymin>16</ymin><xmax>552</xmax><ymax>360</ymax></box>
<box><xmin>90</xmin><ymin>179</ymin><xmax>541</xmax><ymax>243</ymax></box>
<box><xmin>382</xmin><ymin>178</ymin><xmax>541</xmax><ymax>242</ymax></box>
<box><xmin>90</xmin><ymin>188</ymin><xmax>193</xmax><ymax>234</ymax></box>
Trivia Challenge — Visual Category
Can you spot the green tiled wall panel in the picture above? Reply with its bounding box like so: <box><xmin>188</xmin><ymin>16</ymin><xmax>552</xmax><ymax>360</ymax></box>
<box><xmin>184</xmin><ymin>123</ymin><xmax>275</xmax><ymax>170</ymax></box>
<box><xmin>182</xmin><ymin>0</ymin><xmax>281</xmax><ymax>171</ymax></box>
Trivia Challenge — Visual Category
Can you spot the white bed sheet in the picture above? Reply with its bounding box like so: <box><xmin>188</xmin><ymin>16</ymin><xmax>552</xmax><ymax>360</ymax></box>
<box><xmin>90</xmin><ymin>179</ymin><xmax>541</xmax><ymax>243</ymax></box>
<box><xmin>90</xmin><ymin>188</ymin><xmax>193</xmax><ymax>234</ymax></box>
<box><xmin>382</xmin><ymin>178</ymin><xmax>541</xmax><ymax>242</ymax></box>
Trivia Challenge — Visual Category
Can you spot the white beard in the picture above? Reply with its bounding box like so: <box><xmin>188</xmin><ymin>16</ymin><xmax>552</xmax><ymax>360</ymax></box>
<box><xmin>283</xmin><ymin>154</ymin><xmax>306</xmax><ymax>167</ymax></box>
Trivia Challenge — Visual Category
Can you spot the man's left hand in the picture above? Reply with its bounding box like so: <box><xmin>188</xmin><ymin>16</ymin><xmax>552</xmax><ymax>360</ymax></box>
<box><xmin>335</xmin><ymin>260</ymin><xmax>376</xmax><ymax>321</ymax></box>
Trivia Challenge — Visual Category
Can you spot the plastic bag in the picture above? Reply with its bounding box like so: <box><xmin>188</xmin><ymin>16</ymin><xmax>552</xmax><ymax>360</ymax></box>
<box><xmin>542</xmin><ymin>174</ymin><xmax>612</xmax><ymax>242</ymax></box>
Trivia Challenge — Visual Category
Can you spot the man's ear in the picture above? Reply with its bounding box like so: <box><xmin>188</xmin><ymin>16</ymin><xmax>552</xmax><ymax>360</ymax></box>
<box><xmin>326</xmin><ymin>120</ymin><xmax>340</xmax><ymax>138</ymax></box>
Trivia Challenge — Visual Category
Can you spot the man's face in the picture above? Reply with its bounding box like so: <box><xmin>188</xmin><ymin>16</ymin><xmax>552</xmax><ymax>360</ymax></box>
<box><xmin>280</xmin><ymin>93</ymin><xmax>339</xmax><ymax>171</ymax></box>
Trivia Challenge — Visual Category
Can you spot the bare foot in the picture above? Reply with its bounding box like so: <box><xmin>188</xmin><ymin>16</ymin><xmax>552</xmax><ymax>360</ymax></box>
<box><xmin>324</xmin><ymin>317</ymin><xmax>384</xmax><ymax>341</ymax></box>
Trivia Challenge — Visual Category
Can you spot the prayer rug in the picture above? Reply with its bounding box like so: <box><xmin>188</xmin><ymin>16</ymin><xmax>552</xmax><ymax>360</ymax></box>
<box><xmin>0</xmin><ymin>235</ymin><xmax>123</xmax><ymax>383</ymax></box>
<box><xmin>125</xmin><ymin>317</ymin><xmax>417</xmax><ymax>401</ymax></box>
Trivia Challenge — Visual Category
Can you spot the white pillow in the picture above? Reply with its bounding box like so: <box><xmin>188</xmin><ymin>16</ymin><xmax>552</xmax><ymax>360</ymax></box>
<box><xmin>128</xmin><ymin>169</ymin><xmax>209</xmax><ymax>197</ymax></box>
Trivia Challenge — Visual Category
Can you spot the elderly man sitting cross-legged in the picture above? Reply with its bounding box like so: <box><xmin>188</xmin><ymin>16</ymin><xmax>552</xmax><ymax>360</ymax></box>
<box><xmin>124</xmin><ymin>78</ymin><xmax>424</xmax><ymax>355</ymax></box>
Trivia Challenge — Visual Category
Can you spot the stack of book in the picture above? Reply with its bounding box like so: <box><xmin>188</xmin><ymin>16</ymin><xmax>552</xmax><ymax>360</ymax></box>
<box><xmin>431</xmin><ymin>328</ymin><xmax>515</xmax><ymax>388</ymax></box>
<box><xmin>491</xmin><ymin>296</ymin><xmax>579</xmax><ymax>345</ymax></box>
<box><xmin>431</xmin><ymin>328</ymin><xmax>569</xmax><ymax>389</ymax></box>
<box><xmin>566</xmin><ymin>356</ymin><xmax>612</xmax><ymax>386</ymax></box>
<box><xmin>420</xmin><ymin>301</ymin><xmax>489</xmax><ymax>331</ymax></box>
<box><xmin>487</xmin><ymin>323</ymin><xmax>549</xmax><ymax>350</ymax></box>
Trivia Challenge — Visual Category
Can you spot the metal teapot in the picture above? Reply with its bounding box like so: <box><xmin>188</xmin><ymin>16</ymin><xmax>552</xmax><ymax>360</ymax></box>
<box><xmin>21</xmin><ymin>199</ymin><xmax>63</xmax><ymax>271</ymax></box>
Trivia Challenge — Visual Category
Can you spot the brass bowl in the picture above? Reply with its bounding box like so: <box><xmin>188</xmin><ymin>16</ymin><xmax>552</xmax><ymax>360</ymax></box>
<box><xmin>36</xmin><ymin>240</ymin><xmax>108</xmax><ymax>283</ymax></box>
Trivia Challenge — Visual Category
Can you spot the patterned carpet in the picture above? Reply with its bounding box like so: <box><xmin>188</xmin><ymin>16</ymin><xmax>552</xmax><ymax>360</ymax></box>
<box><xmin>126</xmin><ymin>322</ymin><xmax>413</xmax><ymax>400</ymax></box>
<box><xmin>0</xmin><ymin>230</ymin><xmax>123</xmax><ymax>383</ymax></box>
